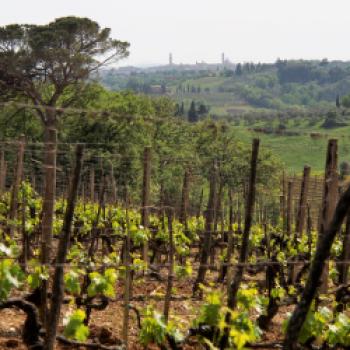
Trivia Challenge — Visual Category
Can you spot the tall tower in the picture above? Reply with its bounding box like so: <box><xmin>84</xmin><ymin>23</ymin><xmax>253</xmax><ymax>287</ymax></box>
<box><xmin>169</xmin><ymin>53</ymin><xmax>173</xmax><ymax>65</ymax></box>
<box><xmin>221</xmin><ymin>53</ymin><xmax>225</xmax><ymax>65</ymax></box>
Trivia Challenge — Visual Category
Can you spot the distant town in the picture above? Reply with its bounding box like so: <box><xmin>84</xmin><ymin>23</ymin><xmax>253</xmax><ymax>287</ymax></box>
<box><xmin>111</xmin><ymin>53</ymin><xmax>236</xmax><ymax>75</ymax></box>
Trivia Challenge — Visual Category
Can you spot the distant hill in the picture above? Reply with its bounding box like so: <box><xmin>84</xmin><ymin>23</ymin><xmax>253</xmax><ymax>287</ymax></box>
<box><xmin>99</xmin><ymin>59</ymin><xmax>350</xmax><ymax>117</ymax></box>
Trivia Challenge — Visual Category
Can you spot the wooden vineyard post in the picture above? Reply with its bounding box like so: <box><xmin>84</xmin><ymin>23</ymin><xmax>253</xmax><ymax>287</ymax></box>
<box><xmin>9</xmin><ymin>135</ymin><xmax>25</xmax><ymax>236</ymax></box>
<box><xmin>159</xmin><ymin>179</ymin><xmax>166</xmax><ymax>232</ymax></box>
<box><xmin>122</xmin><ymin>191</ymin><xmax>132</xmax><ymax>349</ymax></box>
<box><xmin>214</xmin><ymin>182</ymin><xmax>223</xmax><ymax>232</ymax></box>
<box><xmin>21</xmin><ymin>183</ymin><xmax>28</xmax><ymax>271</ymax></box>
<box><xmin>290</xmin><ymin>166</ymin><xmax>310</xmax><ymax>283</ymax></box>
<box><xmin>220</xmin><ymin>198</ymin><xmax>225</xmax><ymax>251</ymax></box>
<box><xmin>179</xmin><ymin>168</ymin><xmax>190</xmax><ymax>230</ymax></box>
<box><xmin>226</xmin><ymin>189</ymin><xmax>235</xmax><ymax>269</ymax></box>
<box><xmin>286</xmin><ymin>181</ymin><xmax>293</xmax><ymax>237</ymax></box>
<box><xmin>110</xmin><ymin>162</ymin><xmax>117</xmax><ymax>204</ymax></box>
<box><xmin>87</xmin><ymin>177</ymin><xmax>106</xmax><ymax>260</ymax></box>
<box><xmin>237</xmin><ymin>198</ymin><xmax>242</xmax><ymax>233</ymax></box>
<box><xmin>319</xmin><ymin>139</ymin><xmax>338</xmax><ymax>292</ymax></box>
<box><xmin>296</xmin><ymin>166</ymin><xmax>311</xmax><ymax>237</ymax></box>
<box><xmin>216</xmin><ymin>139</ymin><xmax>260</xmax><ymax>349</ymax></box>
<box><xmin>0</xmin><ymin>150</ymin><xmax>6</xmax><ymax>194</ymax></box>
<box><xmin>90</xmin><ymin>167</ymin><xmax>95</xmax><ymax>202</ymax></box>
<box><xmin>192</xmin><ymin>160</ymin><xmax>218</xmax><ymax>296</ymax></box>
<box><xmin>281</xmin><ymin>171</ymin><xmax>286</xmax><ymax>230</ymax></box>
<box><xmin>164</xmin><ymin>208</ymin><xmax>174</xmax><ymax>323</ymax></box>
<box><xmin>218</xmin><ymin>189</ymin><xmax>234</xmax><ymax>283</ymax></box>
<box><xmin>227</xmin><ymin>138</ymin><xmax>259</xmax><ymax>309</ymax></box>
<box><xmin>141</xmin><ymin>146</ymin><xmax>151</xmax><ymax>265</ymax></box>
<box><xmin>82</xmin><ymin>182</ymin><xmax>86</xmax><ymax>210</ymax></box>
<box><xmin>31</xmin><ymin>172</ymin><xmax>36</xmax><ymax>193</ymax></box>
<box><xmin>264</xmin><ymin>220</ymin><xmax>271</xmax><ymax>290</ymax></box>
<box><xmin>196</xmin><ymin>188</ymin><xmax>204</xmax><ymax>219</ymax></box>
<box><xmin>45</xmin><ymin>144</ymin><xmax>84</xmax><ymax>350</ymax></box>
<box><xmin>64</xmin><ymin>169</ymin><xmax>71</xmax><ymax>200</ymax></box>
<box><xmin>280</xmin><ymin>195</ymin><xmax>285</xmax><ymax>230</ymax></box>
<box><xmin>40</xmin><ymin>127</ymin><xmax>57</xmax><ymax>326</ymax></box>
<box><xmin>307</xmin><ymin>203</ymin><xmax>313</xmax><ymax>256</ymax></box>
<box><xmin>211</xmin><ymin>181</ymin><xmax>223</xmax><ymax>266</ymax></box>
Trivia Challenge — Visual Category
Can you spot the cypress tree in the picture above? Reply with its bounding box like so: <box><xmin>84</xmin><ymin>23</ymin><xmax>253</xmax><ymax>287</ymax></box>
<box><xmin>188</xmin><ymin>101</ymin><xmax>198</xmax><ymax>123</ymax></box>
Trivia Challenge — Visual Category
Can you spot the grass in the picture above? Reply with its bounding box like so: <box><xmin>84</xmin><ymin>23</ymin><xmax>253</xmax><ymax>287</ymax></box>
<box><xmin>233</xmin><ymin>122</ymin><xmax>350</xmax><ymax>173</ymax></box>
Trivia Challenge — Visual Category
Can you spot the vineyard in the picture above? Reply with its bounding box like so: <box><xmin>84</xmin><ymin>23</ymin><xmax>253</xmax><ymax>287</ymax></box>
<box><xmin>0</xmin><ymin>15</ymin><xmax>350</xmax><ymax>350</ymax></box>
<box><xmin>0</xmin><ymin>126</ymin><xmax>348</xmax><ymax>350</ymax></box>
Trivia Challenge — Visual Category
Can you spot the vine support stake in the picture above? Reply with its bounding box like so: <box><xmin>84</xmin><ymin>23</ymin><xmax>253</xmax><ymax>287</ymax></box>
<box><xmin>196</xmin><ymin>188</ymin><xmax>204</xmax><ymax>219</ymax></box>
<box><xmin>290</xmin><ymin>166</ymin><xmax>310</xmax><ymax>283</ymax></box>
<box><xmin>192</xmin><ymin>159</ymin><xmax>218</xmax><ymax>296</ymax></box>
<box><xmin>296</xmin><ymin>166</ymin><xmax>311</xmax><ymax>237</ymax></box>
<box><xmin>40</xmin><ymin>125</ymin><xmax>57</xmax><ymax>327</ymax></box>
<box><xmin>45</xmin><ymin>144</ymin><xmax>84</xmax><ymax>350</ymax></box>
<box><xmin>227</xmin><ymin>138</ymin><xmax>259</xmax><ymax>309</ymax></box>
<box><xmin>9</xmin><ymin>135</ymin><xmax>25</xmax><ymax>237</ymax></box>
<box><xmin>141</xmin><ymin>146</ymin><xmax>151</xmax><ymax>265</ymax></box>
<box><xmin>90</xmin><ymin>167</ymin><xmax>95</xmax><ymax>202</ymax></box>
<box><xmin>319</xmin><ymin>139</ymin><xmax>338</xmax><ymax>292</ymax></box>
<box><xmin>164</xmin><ymin>208</ymin><xmax>174</xmax><ymax>323</ymax></box>
<box><xmin>286</xmin><ymin>181</ymin><xmax>293</xmax><ymax>237</ymax></box>
<box><xmin>179</xmin><ymin>168</ymin><xmax>191</xmax><ymax>231</ymax></box>
<box><xmin>0</xmin><ymin>149</ymin><xmax>7</xmax><ymax>194</ymax></box>
<box><xmin>122</xmin><ymin>189</ymin><xmax>132</xmax><ymax>349</ymax></box>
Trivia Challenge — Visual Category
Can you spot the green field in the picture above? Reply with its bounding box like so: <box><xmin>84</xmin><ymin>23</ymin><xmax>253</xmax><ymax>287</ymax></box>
<box><xmin>233</xmin><ymin>122</ymin><xmax>350</xmax><ymax>174</ymax></box>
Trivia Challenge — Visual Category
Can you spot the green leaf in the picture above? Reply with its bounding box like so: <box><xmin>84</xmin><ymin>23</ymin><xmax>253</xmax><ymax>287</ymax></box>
<box><xmin>63</xmin><ymin>309</ymin><xmax>89</xmax><ymax>341</ymax></box>
<box><xmin>64</xmin><ymin>270</ymin><xmax>81</xmax><ymax>295</ymax></box>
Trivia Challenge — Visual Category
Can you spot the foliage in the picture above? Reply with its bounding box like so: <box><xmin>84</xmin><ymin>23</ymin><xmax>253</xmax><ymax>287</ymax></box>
<box><xmin>63</xmin><ymin>309</ymin><xmax>89</xmax><ymax>341</ymax></box>
<box><xmin>87</xmin><ymin>268</ymin><xmax>118</xmax><ymax>298</ymax></box>
<box><xmin>0</xmin><ymin>17</ymin><xmax>129</xmax><ymax>111</ymax></box>
<box><xmin>284</xmin><ymin>306</ymin><xmax>350</xmax><ymax>348</ymax></box>
<box><xmin>139</xmin><ymin>306</ymin><xmax>183</xmax><ymax>346</ymax></box>
<box><xmin>194</xmin><ymin>287</ymin><xmax>264</xmax><ymax>349</ymax></box>
<box><xmin>27</xmin><ymin>260</ymin><xmax>49</xmax><ymax>290</ymax></box>
<box><xmin>0</xmin><ymin>241</ymin><xmax>24</xmax><ymax>301</ymax></box>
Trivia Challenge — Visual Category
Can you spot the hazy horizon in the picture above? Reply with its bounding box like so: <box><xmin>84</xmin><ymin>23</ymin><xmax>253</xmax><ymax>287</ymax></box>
<box><xmin>2</xmin><ymin>0</ymin><xmax>350</xmax><ymax>67</ymax></box>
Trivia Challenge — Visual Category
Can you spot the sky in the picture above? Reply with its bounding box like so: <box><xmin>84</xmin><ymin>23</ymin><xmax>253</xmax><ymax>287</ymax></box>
<box><xmin>1</xmin><ymin>0</ymin><xmax>350</xmax><ymax>67</ymax></box>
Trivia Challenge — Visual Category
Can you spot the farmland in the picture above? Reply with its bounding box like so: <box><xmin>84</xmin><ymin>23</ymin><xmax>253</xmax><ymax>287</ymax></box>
<box><xmin>0</xmin><ymin>14</ymin><xmax>350</xmax><ymax>350</ymax></box>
